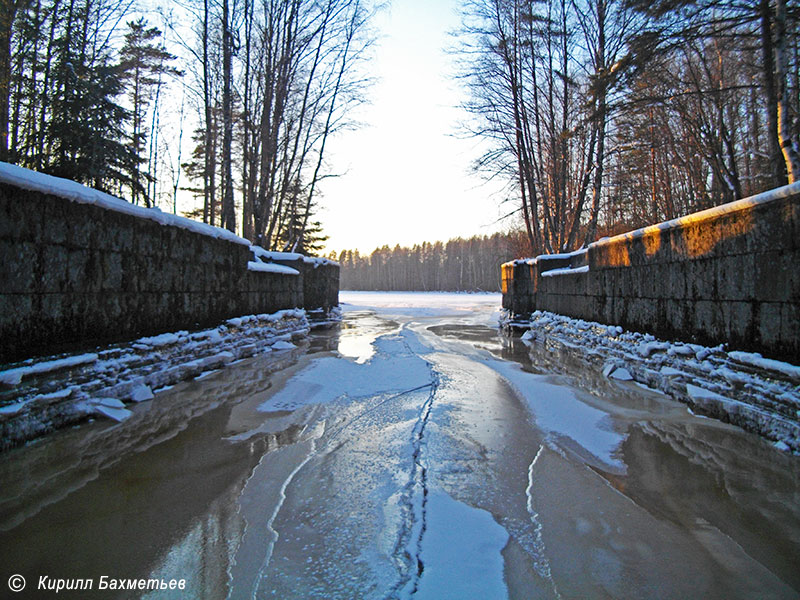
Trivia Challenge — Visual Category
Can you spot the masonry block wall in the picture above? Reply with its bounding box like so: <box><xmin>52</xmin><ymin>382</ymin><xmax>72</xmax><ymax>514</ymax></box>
<box><xmin>0</xmin><ymin>181</ymin><xmax>339</xmax><ymax>363</ymax></box>
<box><xmin>502</xmin><ymin>184</ymin><xmax>800</xmax><ymax>363</ymax></box>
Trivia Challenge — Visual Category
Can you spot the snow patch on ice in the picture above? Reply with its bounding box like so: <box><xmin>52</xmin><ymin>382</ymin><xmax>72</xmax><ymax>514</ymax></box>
<box><xmin>728</xmin><ymin>351</ymin><xmax>800</xmax><ymax>379</ymax></box>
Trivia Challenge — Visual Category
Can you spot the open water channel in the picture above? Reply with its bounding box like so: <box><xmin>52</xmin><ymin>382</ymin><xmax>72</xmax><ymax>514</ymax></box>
<box><xmin>1</xmin><ymin>291</ymin><xmax>799</xmax><ymax>599</ymax></box>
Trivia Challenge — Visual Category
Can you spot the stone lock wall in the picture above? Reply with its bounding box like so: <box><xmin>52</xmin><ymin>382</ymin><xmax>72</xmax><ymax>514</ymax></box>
<box><xmin>0</xmin><ymin>177</ymin><xmax>339</xmax><ymax>363</ymax></box>
<box><xmin>502</xmin><ymin>183</ymin><xmax>800</xmax><ymax>363</ymax></box>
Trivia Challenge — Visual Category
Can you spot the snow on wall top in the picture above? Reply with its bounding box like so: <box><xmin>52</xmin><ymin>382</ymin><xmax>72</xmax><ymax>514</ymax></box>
<box><xmin>502</xmin><ymin>180</ymin><xmax>800</xmax><ymax>268</ymax></box>
<box><xmin>502</xmin><ymin>248</ymin><xmax>587</xmax><ymax>269</ymax></box>
<box><xmin>589</xmin><ymin>180</ymin><xmax>800</xmax><ymax>251</ymax></box>
<box><xmin>0</xmin><ymin>161</ymin><xmax>251</xmax><ymax>247</ymax></box>
<box><xmin>250</xmin><ymin>245</ymin><xmax>339</xmax><ymax>267</ymax></box>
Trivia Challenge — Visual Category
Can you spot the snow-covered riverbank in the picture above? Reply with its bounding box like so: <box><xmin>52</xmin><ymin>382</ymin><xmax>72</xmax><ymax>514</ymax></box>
<box><xmin>505</xmin><ymin>309</ymin><xmax>800</xmax><ymax>453</ymax></box>
<box><xmin>0</xmin><ymin>309</ymin><xmax>324</xmax><ymax>448</ymax></box>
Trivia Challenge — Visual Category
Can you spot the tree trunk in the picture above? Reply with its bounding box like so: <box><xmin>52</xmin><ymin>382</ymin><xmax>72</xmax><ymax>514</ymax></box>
<box><xmin>761</xmin><ymin>0</ymin><xmax>788</xmax><ymax>187</ymax></box>
<box><xmin>221</xmin><ymin>0</ymin><xmax>235</xmax><ymax>233</ymax></box>
<box><xmin>775</xmin><ymin>0</ymin><xmax>800</xmax><ymax>183</ymax></box>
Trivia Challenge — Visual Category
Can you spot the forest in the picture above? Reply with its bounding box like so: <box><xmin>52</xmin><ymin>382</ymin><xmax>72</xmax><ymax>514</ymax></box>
<box><xmin>0</xmin><ymin>0</ymin><xmax>373</xmax><ymax>254</ymax></box>
<box><xmin>458</xmin><ymin>0</ymin><xmax>800</xmax><ymax>256</ymax></box>
<box><xmin>0</xmin><ymin>0</ymin><xmax>799</xmax><ymax>260</ymax></box>
<box><xmin>335</xmin><ymin>231</ymin><xmax>530</xmax><ymax>291</ymax></box>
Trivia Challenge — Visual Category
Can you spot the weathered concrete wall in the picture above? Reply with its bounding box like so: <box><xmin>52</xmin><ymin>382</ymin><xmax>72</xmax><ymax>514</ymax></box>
<box><xmin>502</xmin><ymin>183</ymin><xmax>800</xmax><ymax>363</ymax></box>
<box><xmin>0</xmin><ymin>180</ymin><xmax>338</xmax><ymax>363</ymax></box>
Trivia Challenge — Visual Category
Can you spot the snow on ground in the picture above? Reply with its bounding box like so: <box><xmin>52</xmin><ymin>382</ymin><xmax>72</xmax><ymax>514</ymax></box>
<box><xmin>341</xmin><ymin>291</ymin><xmax>502</xmax><ymax>327</ymax></box>
<box><xmin>511</xmin><ymin>310</ymin><xmax>800</xmax><ymax>453</ymax></box>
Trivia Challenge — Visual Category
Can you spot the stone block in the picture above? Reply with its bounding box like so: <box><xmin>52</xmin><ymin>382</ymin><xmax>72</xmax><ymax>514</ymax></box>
<box><xmin>745</xmin><ymin>200</ymin><xmax>795</xmax><ymax>255</ymax></box>
<box><xmin>0</xmin><ymin>293</ymin><xmax>33</xmax><ymax>331</ymax></box>
<box><xmin>100</xmin><ymin>252</ymin><xmax>123</xmax><ymax>292</ymax></box>
<box><xmin>725</xmin><ymin>301</ymin><xmax>754</xmax><ymax>345</ymax></box>
<box><xmin>780</xmin><ymin>302</ymin><xmax>799</xmax><ymax>361</ymax></box>
<box><xmin>39</xmin><ymin>244</ymin><xmax>68</xmax><ymax>293</ymax></box>
<box><xmin>686</xmin><ymin>258</ymin><xmax>716</xmax><ymax>300</ymax></box>
<box><xmin>0</xmin><ymin>239</ymin><xmax>38</xmax><ymax>293</ymax></box>
<box><xmin>791</xmin><ymin>197</ymin><xmax>800</xmax><ymax>251</ymax></box>
<box><xmin>694</xmin><ymin>299</ymin><xmax>722</xmax><ymax>340</ymax></box>
<box><xmin>0</xmin><ymin>186</ymin><xmax>43</xmax><ymax>242</ymax></box>
<box><xmin>66</xmin><ymin>248</ymin><xmax>90</xmax><ymax>292</ymax></box>
<box><xmin>715</xmin><ymin>253</ymin><xmax>755</xmax><ymax>302</ymax></box>
<box><xmin>41</xmin><ymin>195</ymin><xmax>68</xmax><ymax>245</ymax></box>
<box><xmin>754</xmin><ymin>250</ymin><xmax>794</xmax><ymax>302</ymax></box>
<box><xmin>664</xmin><ymin>299</ymin><xmax>687</xmax><ymax>334</ymax></box>
<box><xmin>757</xmin><ymin>302</ymin><xmax>782</xmax><ymax>349</ymax></box>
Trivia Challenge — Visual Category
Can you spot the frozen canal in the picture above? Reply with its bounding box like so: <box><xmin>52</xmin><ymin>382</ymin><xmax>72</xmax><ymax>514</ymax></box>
<box><xmin>1</xmin><ymin>291</ymin><xmax>799</xmax><ymax>599</ymax></box>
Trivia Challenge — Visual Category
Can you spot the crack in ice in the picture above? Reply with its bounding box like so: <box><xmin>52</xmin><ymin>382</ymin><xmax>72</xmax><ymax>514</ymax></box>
<box><xmin>526</xmin><ymin>443</ymin><xmax>562</xmax><ymax>599</ymax></box>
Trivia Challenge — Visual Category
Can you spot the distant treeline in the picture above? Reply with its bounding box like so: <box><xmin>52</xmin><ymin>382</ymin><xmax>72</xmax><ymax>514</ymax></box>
<box><xmin>333</xmin><ymin>232</ymin><xmax>529</xmax><ymax>291</ymax></box>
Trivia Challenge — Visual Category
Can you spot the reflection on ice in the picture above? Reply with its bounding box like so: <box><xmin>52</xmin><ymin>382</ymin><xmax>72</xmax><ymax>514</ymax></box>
<box><xmin>335</xmin><ymin>310</ymin><xmax>397</xmax><ymax>363</ymax></box>
<box><xmin>259</xmin><ymin>328</ymin><xmax>433</xmax><ymax>413</ymax></box>
<box><xmin>486</xmin><ymin>359</ymin><xmax>628</xmax><ymax>472</ymax></box>
<box><xmin>414</xmin><ymin>491</ymin><xmax>509</xmax><ymax>600</ymax></box>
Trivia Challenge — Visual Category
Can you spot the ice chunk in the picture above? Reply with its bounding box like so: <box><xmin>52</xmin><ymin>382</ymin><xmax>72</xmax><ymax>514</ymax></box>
<box><xmin>0</xmin><ymin>402</ymin><xmax>27</xmax><ymax>416</ymax></box>
<box><xmin>609</xmin><ymin>367</ymin><xmax>633</xmax><ymax>381</ymax></box>
<box><xmin>774</xmin><ymin>440</ymin><xmax>790</xmax><ymax>452</ymax></box>
<box><xmin>638</xmin><ymin>341</ymin><xmax>669</xmax><ymax>357</ymax></box>
<box><xmin>94</xmin><ymin>398</ymin><xmax>126</xmax><ymax>409</ymax></box>
<box><xmin>129</xmin><ymin>385</ymin><xmax>154</xmax><ymax>403</ymax></box>
<box><xmin>271</xmin><ymin>340</ymin><xmax>296</xmax><ymax>351</ymax></box>
<box><xmin>137</xmin><ymin>332</ymin><xmax>182</xmax><ymax>347</ymax></box>
<box><xmin>94</xmin><ymin>405</ymin><xmax>133</xmax><ymax>422</ymax></box>
<box><xmin>660</xmin><ymin>366</ymin><xmax>685</xmax><ymax>377</ymax></box>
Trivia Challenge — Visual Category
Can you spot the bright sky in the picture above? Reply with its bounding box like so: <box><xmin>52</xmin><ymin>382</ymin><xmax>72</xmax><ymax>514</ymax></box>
<box><xmin>318</xmin><ymin>0</ymin><xmax>508</xmax><ymax>256</ymax></box>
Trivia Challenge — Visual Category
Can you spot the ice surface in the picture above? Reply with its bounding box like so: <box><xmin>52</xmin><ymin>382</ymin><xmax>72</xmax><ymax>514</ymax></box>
<box><xmin>259</xmin><ymin>328</ymin><xmax>433</xmax><ymax>413</ymax></box>
<box><xmin>341</xmin><ymin>291</ymin><xmax>502</xmax><ymax>328</ymax></box>
<box><xmin>413</xmin><ymin>491</ymin><xmax>509</xmax><ymax>600</ymax></box>
<box><xmin>485</xmin><ymin>360</ymin><xmax>626</xmax><ymax>470</ymax></box>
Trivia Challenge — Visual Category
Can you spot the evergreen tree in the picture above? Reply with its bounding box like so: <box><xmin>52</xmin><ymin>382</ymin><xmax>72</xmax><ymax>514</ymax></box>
<box><xmin>119</xmin><ymin>18</ymin><xmax>180</xmax><ymax>207</ymax></box>
<box><xmin>46</xmin><ymin>50</ymin><xmax>135</xmax><ymax>193</ymax></box>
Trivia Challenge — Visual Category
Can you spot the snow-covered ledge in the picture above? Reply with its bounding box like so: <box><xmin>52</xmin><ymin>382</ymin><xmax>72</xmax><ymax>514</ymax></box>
<box><xmin>0</xmin><ymin>309</ymin><xmax>310</xmax><ymax>449</ymax></box>
<box><xmin>0</xmin><ymin>162</ymin><xmax>250</xmax><ymax>246</ymax></box>
<box><xmin>515</xmin><ymin>310</ymin><xmax>800</xmax><ymax>453</ymax></box>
